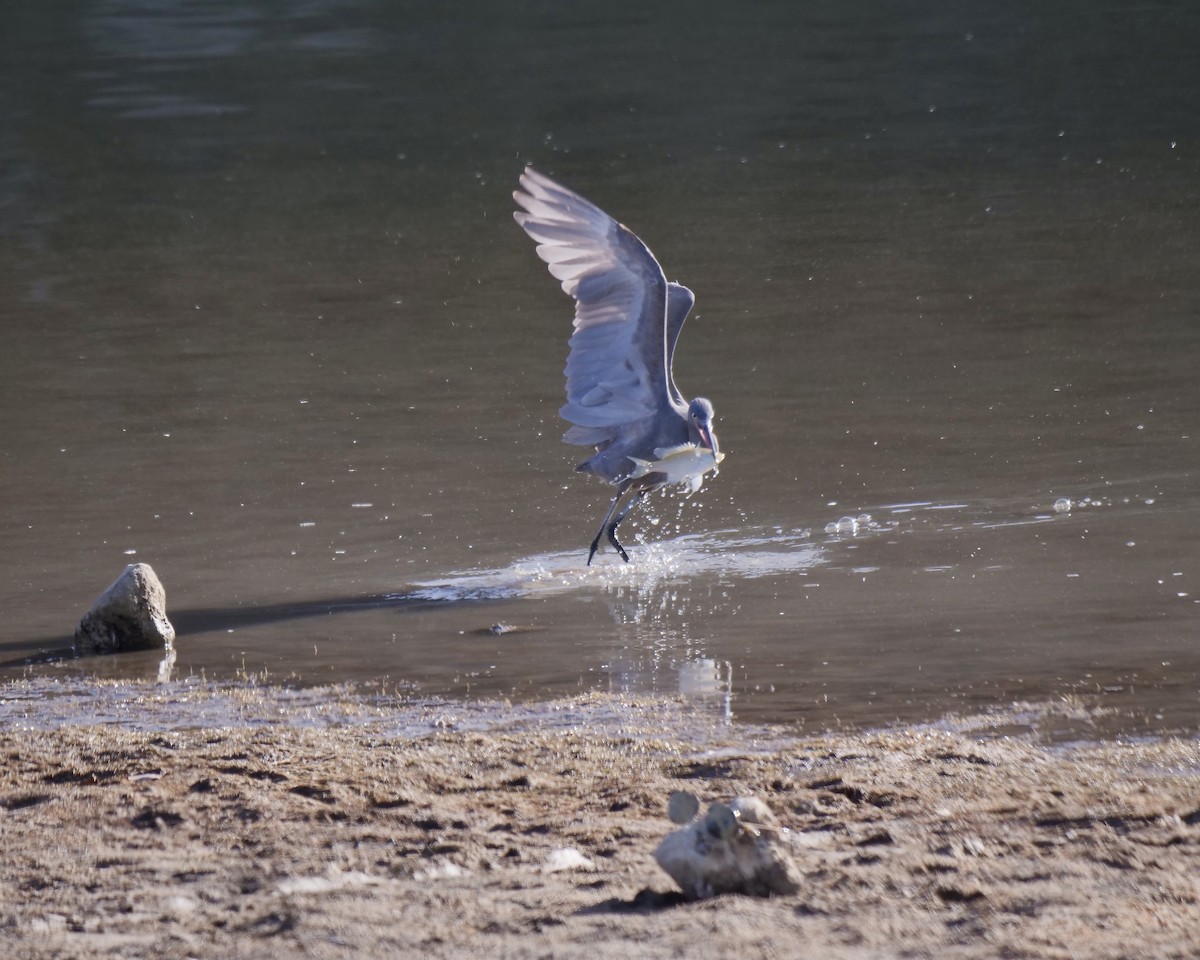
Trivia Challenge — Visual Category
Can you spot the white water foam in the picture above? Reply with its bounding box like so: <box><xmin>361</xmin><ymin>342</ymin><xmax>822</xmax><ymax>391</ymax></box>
<box><xmin>406</xmin><ymin>527</ymin><xmax>826</xmax><ymax>603</ymax></box>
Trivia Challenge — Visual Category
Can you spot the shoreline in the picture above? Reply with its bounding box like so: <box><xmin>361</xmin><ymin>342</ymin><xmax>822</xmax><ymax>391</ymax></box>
<box><xmin>2</xmin><ymin>682</ymin><xmax>1199</xmax><ymax>958</ymax></box>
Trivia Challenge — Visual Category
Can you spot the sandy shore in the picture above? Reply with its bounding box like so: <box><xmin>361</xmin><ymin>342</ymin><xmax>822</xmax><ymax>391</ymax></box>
<box><xmin>2</xmin><ymin>684</ymin><xmax>1199</xmax><ymax>959</ymax></box>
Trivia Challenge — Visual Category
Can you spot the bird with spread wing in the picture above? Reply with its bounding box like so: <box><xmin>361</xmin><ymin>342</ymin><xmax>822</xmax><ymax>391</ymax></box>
<box><xmin>513</xmin><ymin>167</ymin><xmax>723</xmax><ymax>564</ymax></box>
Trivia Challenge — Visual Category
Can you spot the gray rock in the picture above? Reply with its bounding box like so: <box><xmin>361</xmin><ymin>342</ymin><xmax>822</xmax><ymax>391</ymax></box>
<box><xmin>654</xmin><ymin>794</ymin><xmax>802</xmax><ymax>899</ymax></box>
<box><xmin>75</xmin><ymin>563</ymin><xmax>176</xmax><ymax>655</ymax></box>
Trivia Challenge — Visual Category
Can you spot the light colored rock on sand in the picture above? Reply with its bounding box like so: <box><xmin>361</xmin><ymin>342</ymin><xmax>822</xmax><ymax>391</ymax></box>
<box><xmin>655</xmin><ymin>793</ymin><xmax>803</xmax><ymax>899</ymax></box>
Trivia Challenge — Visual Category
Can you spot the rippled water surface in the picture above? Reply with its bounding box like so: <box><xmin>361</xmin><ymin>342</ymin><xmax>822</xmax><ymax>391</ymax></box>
<box><xmin>1</xmin><ymin>1</ymin><xmax>1197</xmax><ymax>736</ymax></box>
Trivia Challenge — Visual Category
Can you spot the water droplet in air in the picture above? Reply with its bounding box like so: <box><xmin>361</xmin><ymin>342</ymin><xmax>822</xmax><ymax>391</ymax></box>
<box><xmin>668</xmin><ymin>791</ymin><xmax>700</xmax><ymax>824</ymax></box>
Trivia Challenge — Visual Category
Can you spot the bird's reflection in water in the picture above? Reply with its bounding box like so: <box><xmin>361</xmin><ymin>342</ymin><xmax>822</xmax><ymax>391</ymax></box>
<box><xmin>600</xmin><ymin>567</ymin><xmax>737</xmax><ymax>723</ymax></box>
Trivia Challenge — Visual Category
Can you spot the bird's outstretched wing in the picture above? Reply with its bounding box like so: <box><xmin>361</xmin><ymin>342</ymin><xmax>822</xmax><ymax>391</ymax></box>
<box><xmin>513</xmin><ymin>167</ymin><xmax>675</xmax><ymax>447</ymax></box>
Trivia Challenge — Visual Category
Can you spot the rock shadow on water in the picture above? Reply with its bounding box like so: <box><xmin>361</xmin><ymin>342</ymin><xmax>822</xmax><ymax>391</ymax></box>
<box><xmin>0</xmin><ymin>588</ymin><xmax>496</xmax><ymax>672</ymax></box>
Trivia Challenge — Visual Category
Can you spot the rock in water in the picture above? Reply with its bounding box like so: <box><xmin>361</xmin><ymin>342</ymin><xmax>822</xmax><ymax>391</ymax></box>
<box><xmin>75</xmin><ymin>563</ymin><xmax>176</xmax><ymax>655</ymax></box>
<box><xmin>654</xmin><ymin>794</ymin><xmax>802</xmax><ymax>899</ymax></box>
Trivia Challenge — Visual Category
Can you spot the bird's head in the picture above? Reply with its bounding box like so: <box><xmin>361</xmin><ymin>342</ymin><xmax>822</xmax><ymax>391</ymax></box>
<box><xmin>688</xmin><ymin>397</ymin><xmax>720</xmax><ymax>469</ymax></box>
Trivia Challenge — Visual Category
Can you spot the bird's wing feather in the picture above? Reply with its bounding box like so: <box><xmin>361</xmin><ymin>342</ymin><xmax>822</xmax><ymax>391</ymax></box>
<box><xmin>665</xmin><ymin>282</ymin><xmax>695</xmax><ymax>406</ymax></box>
<box><xmin>513</xmin><ymin>167</ymin><xmax>672</xmax><ymax>445</ymax></box>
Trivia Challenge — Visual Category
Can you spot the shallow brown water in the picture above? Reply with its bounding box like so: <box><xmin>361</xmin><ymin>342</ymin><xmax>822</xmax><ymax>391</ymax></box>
<box><xmin>1</xmin><ymin>1</ymin><xmax>1198</xmax><ymax>735</ymax></box>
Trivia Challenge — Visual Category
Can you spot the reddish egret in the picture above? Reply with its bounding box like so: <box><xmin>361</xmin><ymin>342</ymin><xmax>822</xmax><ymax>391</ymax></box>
<box><xmin>513</xmin><ymin>167</ymin><xmax>723</xmax><ymax>564</ymax></box>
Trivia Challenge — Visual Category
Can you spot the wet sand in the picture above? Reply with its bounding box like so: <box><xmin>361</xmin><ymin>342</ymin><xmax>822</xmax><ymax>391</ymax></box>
<box><xmin>2</xmin><ymin>685</ymin><xmax>1199</xmax><ymax>959</ymax></box>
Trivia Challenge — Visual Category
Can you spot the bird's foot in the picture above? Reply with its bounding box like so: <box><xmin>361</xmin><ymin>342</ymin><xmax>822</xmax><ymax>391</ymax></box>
<box><xmin>586</xmin><ymin>531</ymin><xmax>630</xmax><ymax>565</ymax></box>
<box><xmin>607</xmin><ymin>525</ymin><xmax>630</xmax><ymax>563</ymax></box>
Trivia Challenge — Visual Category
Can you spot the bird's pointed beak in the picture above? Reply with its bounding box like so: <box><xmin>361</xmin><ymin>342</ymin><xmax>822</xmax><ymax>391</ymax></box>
<box><xmin>700</xmin><ymin>424</ymin><xmax>720</xmax><ymax>475</ymax></box>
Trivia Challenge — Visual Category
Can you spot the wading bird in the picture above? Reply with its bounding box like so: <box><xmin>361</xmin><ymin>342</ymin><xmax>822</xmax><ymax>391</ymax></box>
<box><xmin>513</xmin><ymin>167</ymin><xmax>723</xmax><ymax>564</ymax></box>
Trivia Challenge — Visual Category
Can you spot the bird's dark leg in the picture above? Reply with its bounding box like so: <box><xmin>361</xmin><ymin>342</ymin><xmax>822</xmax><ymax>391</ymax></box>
<box><xmin>605</xmin><ymin>489</ymin><xmax>648</xmax><ymax>562</ymax></box>
<box><xmin>588</xmin><ymin>480</ymin><xmax>638</xmax><ymax>561</ymax></box>
<box><xmin>588</xmin><ymin>483</ymin><xmax>629</xmax><ymax>565</ymax></box>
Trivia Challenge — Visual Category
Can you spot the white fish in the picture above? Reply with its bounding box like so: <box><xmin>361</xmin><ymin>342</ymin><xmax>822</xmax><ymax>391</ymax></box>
<box><xmin>626</xmin><ymin>443</ymin><xmax>725</xmax><ymax>492</ymax></box>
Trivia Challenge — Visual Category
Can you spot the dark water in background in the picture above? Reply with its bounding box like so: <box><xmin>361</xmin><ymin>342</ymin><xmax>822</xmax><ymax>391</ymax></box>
<box><xmin>1</xmin><ymin>1</ymin><xmax>1197</xmax><ymax>735</ymax></box>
